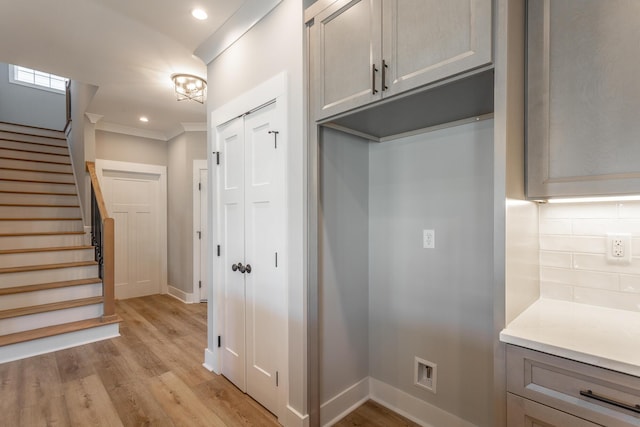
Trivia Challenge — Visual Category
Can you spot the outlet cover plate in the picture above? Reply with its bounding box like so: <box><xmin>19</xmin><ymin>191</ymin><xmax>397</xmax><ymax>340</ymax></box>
<box><xmin>606</xmin><ymin>233</ymin><xmax>632</xmax><ymax>264</ymax></box>
<box><xmin>423</xmin><ymin>229</ymin><xmax>435</xmax><ymax>249</ymax></box>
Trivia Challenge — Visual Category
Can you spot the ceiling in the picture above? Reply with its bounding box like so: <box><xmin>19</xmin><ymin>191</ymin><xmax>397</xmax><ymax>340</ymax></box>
<box><xmin>0</xmin><ymin>0</ymin><xmax>248</xmax><ymax>139</ymax></box>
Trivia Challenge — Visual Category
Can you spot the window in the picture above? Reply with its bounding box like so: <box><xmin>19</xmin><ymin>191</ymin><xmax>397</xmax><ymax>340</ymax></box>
<box><xmin>9</xmin><ymin>64</ymin><xmax>68</xmax><ymax>93</ymax></box>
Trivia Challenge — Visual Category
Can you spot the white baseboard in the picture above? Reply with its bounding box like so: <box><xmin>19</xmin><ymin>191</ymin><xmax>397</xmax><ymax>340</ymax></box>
<box><xmin>203</xmin><ymin>347</ymin><xmax>216</xmax><ymax>372</ymax></box>
<box><xmin>369</xmin><ymin>378</ymin><xmax>477</xmax><ymax>427</ymax></box>
<box><xmin>285</xmin><ymin>405</ymin><xmax>309</xmax><ymax>427</ymax></box>
<box><xmin>0</xmin><ymin>323</ymin><xmax>120</xmax><ymax>364</ymax></box>
<box><xmin>167</xmin><ymin>285</ymin><xmax>199</xmax><ymax>303</ymax></box>
<box><xmin>321</xmin><ymin>377</ymin><xmax>370</xmax><ymax>426</ymax></box>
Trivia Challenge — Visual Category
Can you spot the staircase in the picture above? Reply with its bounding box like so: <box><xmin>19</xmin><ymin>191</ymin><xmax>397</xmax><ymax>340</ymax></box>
<box><xmin>0</xmin><ymin>122</ymin><xmax>119</xmax><ymax>363</ymax></box>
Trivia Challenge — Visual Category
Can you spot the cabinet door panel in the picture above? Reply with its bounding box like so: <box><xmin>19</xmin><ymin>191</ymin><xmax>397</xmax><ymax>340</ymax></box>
<box><xmin>507</xmin><ymin>394</ymin><xmax>602</xmax><ymax>427</ymax></box>
<box><xmin>527</xmin><ymin>0</ymin><xmax>640</xmax><ymax>198</ymax></box>
<box><xmin>312</xmin><ymin>0</ymin><xmax>382</xmax><ymax>120</ymax></box>
<box><xmin>382</xmin><ymin>0</ymin><xmax>492</xmax><ymax>96</ymax></box>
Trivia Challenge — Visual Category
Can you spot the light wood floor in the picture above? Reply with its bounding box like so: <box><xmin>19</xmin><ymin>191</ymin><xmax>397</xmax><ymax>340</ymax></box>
<box><xmin>0</xmin><ymin>294</ymin><xmax>419</xmax><ymax>426</ymax></box>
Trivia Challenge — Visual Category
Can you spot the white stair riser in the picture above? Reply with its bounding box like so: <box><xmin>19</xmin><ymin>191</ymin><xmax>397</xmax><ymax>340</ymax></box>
<box><xmin>0</xmin><ymin>219</ymin><xmax>83</xmax><ymax>234</ymax></box>
<box><xmin>0</xmin><ymin>192</ymin><xmax>78</xmax><ymax>205</ymax></box>
<box><xmin>0</xmin><ymin>303</ymin><xmax>103</xmax><ymax>335</ymax></box>
<box><xmin>0</xmin><ymin>126</ymin><xmax>66</xmax><ymax>142</ymax></box>
<box><xmin>0</xmin><ymin>282</ymin><xmax>102</xmax><ymax>310</ymax></box>
<box><xmin>0</xmin><ymin>248</ymin><xmax>94</xmax><ymax>268</ymax></box>
<box><xmin>0</xmin><ymin>140</ymin><xmax>68</xmax><ymax>156</ymax></box>
<box><xmin>0</xmin><ymin>169</ymin><xmax>74</xmax><ymax>183</ymax></box>
<box><xmin>0</xmin><ymin>180</ymin><xmax>75</xmax><ymax>194</ymax></box>
<box><xmin>0</xmin><ymin>205</ymin><xmax>81</xmax><ymax>218</ymax></box>
<box><xmin>0</xmin><ymin>148</ymin><xmax>70</xmax><ymax>164</ymax></box>
<box><xmin>0</xmin><ymin>158</ymin><xmax>72</xmax><ymax>173</ymax></box>
<box><xmin>0</xmin><ymin>264</ymin><xmax>98</xmax><ymax>287</ymax></box>
<box><xmin>0</xmin><ymin>233</ymin><xmax>85</xmax><ymax>250</ymax></box>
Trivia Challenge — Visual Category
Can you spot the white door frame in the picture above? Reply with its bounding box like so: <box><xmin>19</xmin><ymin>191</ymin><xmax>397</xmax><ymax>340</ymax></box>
<box><xmin>95</xmin><ymin>159</ymin><xmax>168</xmax><ymax>296</ymax></box>
<box><xmin>193</xmin><ymin>159</ymin><xmax>208</xmax><ymax>302</ymax></box>
<box><xmin>204</xmin><ymin>72</ymin><xmax>288</xmax><ymax>422</ymax></box>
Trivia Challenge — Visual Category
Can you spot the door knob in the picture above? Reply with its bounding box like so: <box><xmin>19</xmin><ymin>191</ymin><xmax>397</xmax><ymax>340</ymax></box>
<box><xmin>245</xmin><ymin>264</ymin><xmax>252</xmax><ymax>274</ymax></box>
<box><xmin>232</xmin><ymin>263</ymin><xmax>239</xmax><ymax>272</ymax></box>
<box><xmin>237</xmin><ymin>263</ymin><xmax>246</xmax><ymax>273</ymax></box>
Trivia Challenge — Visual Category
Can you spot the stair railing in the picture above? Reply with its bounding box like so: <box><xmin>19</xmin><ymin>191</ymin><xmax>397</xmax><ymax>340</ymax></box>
<box><xmin>86</xmin><ymin>162</ymin><xmax>116</xmax><ymax>321</ymax></box>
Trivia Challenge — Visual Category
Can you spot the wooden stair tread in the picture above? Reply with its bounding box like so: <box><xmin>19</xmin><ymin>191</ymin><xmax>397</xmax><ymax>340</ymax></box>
<box><xmin>0</xmin><ymin>296</ymin><xmax>104</xmax><ymax>320</ymax></box>
<box><xmin>0</xmin><ymin>147</ymin><xmax>69</xmax><ymax>157</ymax></box>
<box><xmin>0</xmin><ymin>245</ymin><xmax>93</xmax><ymax>255</ymax></box>
<box><xmin>0</xmin><ymin>278</ymin><xmax>101</xmax><ymax>296</ymax></box>
<box><xmin>0</xmin><ymin>167</ymin><xmax>72</xmax><ymax>175</ymax></box>
<box><xmin>0</xmin><ymin>190</ymin><xmax>76</xmax><ymax>196</ymax></box>
<box><xmin>0</xmin><ymin>178</ymin><xmax>74</xmax><ymax>185</ymax></box>
<box><xmin>0</xmin><ymin>203</ymin><xmax>79</xmax><ymax>207</ymax></box>
<box><xmin>0</xmin><ymin>137</ymin><xmax>68</xmax><ymax>149</ymax></box>
<box><xmin>0</xmin><ymin>156</ymin><xmax>71</xmax><ymax>165</ymax></box>
<box><xmin>0</xmin><ymin>217</ymin><xmax>82</xmax><ymax>221</ymax></box>
<box><xmin>0</xmin><ymin>316</ymin><xmax>121</xmax><ymax>347</ymax></box>
<box><xmin>0</xmin><ymin>122</ymin><xmax>66</xmax><ymax>139</ymax></box>
<box><xmin>0</xmin><ymin>231</ymin><xmax>84</xmax><ymax>237</ymax></box>
<box><xmin>0</xmin><ymin>260</ymin><xmax>97</xmax><ymax>274</ymax></box>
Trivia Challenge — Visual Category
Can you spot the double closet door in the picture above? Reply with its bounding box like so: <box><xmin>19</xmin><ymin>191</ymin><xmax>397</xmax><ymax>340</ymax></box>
<box><xmin>217</xmin><ymin>101</ymin><xmax>285</xmax><ymax>415</ymax></box>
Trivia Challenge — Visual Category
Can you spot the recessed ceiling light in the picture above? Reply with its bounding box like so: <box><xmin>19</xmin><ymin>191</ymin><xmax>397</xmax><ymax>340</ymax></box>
<box><xmin>139</xmin><ymin>116</ymin><xmax>149</xmax><ymax>123</ymax></box>
<box><xmin>191</xmin><ymin>8</ymin><xmax>208</xmax><ymax>20</ymax></box>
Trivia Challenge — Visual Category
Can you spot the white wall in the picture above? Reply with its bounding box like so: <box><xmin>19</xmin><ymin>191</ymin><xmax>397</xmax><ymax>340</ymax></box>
<box><xmin>95</xmin><ymin>131</ymin><xmax>168</xmax><ymax>166</ymax></box>
<box><xmin>0</xmin><ymin>63</ymin><xmax>66</xmax><ymax>130</ymax></box>
<box><xmin>368</xmin><ymin>120</ymin><xmax>495</xmax><ymax>426</ymax></box>
<box><xmin>204</xmin><ymin>0</ymin><xmax>306</xmax><ymax>420</ymax></box>
<box><xmin>539</xmin><ymin>201</ymin><xmax>640</xmax><ymax>311</ymax></box>
<box><xmin>167</xmin><ymin>131</ymin><xmax>207</xmax><ymax>295</ymax></box>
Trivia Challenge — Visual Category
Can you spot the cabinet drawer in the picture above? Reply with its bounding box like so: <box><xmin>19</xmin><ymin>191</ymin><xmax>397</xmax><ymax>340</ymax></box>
<box><xmin>507</xmin><ymin>345</ymin><xmax>640</xmax><ymax>426</ymax></box>
<box><xmin>507</xmin><ymin>393</ymin><xmax>601</xmax><ymax>427</ymax></box>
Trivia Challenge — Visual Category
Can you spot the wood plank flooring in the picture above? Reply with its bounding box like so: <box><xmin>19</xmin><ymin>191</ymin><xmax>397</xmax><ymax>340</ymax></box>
<box><xmin>0</xmin><ymin>294</ymin><xmax>418</xmax><ymax>427</ymax></box>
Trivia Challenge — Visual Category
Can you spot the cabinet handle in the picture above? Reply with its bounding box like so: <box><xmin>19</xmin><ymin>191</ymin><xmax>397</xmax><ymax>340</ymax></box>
<box><xmin>382</xmin><ymin>59</ymin><xmax>388</xmax><ymax>91</ymax></box>
<box><xmin>372</xmin><ymin>63</ymin><xmax>378</xmax><ymax>95</ymax></box>
<box><xmin>580</xmin><ymin>389</ymin><xmax>640</xmax><ymax>414</ymax></box>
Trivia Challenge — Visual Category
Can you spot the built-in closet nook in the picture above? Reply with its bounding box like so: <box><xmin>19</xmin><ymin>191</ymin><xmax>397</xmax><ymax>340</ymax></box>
<box><xmin>304</xmin><ymin>0</ymin><xmax>526</xmax><ymax>426</ymax></box>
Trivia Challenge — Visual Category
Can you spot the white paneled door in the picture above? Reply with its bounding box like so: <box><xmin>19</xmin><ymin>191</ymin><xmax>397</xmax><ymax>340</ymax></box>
<box><xmin>218</xmin><ymin>101</ymin><xmax>284</xmax><ymax>416</ymax></box>
<box><xmin>102</xmin><ymin>169</ymin><xmax>162</xmax><ymax>299</ymax></box>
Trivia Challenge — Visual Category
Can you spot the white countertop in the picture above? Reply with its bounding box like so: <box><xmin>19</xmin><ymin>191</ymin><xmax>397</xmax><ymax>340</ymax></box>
<box><xmin>500</xmin><ymin>298</ymin><xmax>640</xmax><ymax>377</ymax></box>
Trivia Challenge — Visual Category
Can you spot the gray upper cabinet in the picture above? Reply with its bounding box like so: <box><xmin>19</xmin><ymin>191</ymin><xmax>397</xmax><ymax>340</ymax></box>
<box><xmin>311</xmin><ymin>0</ymin><xmax>492</xmax><ymax>121</ymax></box>
<box><xmin>527</xmin><ymin>0</ymin><xmax>640</xmax><ymax>199</ymax></box>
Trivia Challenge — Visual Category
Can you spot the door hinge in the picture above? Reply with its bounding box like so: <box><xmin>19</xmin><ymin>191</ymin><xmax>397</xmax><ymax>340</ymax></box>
<box><xmin>199</xmin><ymin>280</ymin><xmax>202</xmax><ymax>289</ymax></box>
<box><xmin>217</xmin><ymin>245</ymin><xmax>221</xmax><ymax>257</ymax></box>
<box><xmin>276</xmin><ymin>371</ymin><xmax>279</xmax><ymax>387</ymax></box>
<box><xmin>214</xmin><ymin>151</ymin><xmax>220</xmax><ymax>165</ymax></box>
<box><xmin>198</xmin><ymin>182</ymin><xmax>201</xmax><ymax>191</ymax></box>
<box><xmin>217</xmin><ymin>335</ymin><xmax>221</xmax><ymax>348</ymax></box>
<box><xmin>275</xmin><ymin>252</ymin><xmax>278</xmax><ymax>268</ymax></box>
<box><xmin>197</xmin><ymin>231</ymin><xmax>201</xmax><ymax>240</ymax></box>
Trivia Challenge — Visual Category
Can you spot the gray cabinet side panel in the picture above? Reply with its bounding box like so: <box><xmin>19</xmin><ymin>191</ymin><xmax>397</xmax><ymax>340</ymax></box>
<box><xmin>319</xmin><ymin>127</ymin><xmax>370</xmax><ymax>403</ymax></box>
<box><xmin>368</xmin><ymin>119</ymin><xmax>494</xmax><ymax>426</ymax></box>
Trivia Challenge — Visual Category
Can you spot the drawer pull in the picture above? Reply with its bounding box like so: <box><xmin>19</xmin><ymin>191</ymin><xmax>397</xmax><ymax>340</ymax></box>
<box><xmin>580</xmin><ymin>389</ymin><xmax>640</xmax><ymax>414</ymax></box>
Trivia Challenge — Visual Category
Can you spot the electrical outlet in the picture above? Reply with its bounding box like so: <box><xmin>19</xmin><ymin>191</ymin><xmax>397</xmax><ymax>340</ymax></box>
<box><xmin>423</xmin><ymin>229</ymin><xmax>435</xmax><ymax>249</ymax></box>
<box><xmin>414</xmin><ymin>357</ymin><xmax>437</xmax><ymax>393</ymax></box>
<box><xmin>606</xmin><ymin>233</ymin><xmax>632</xmax><ymax>264</ymax></box>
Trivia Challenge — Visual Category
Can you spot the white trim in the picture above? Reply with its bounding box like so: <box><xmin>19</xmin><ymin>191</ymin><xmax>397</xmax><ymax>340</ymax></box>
<box><xmin>182</xmin><ymin>122</ymin><xmax>207</xmax><ymax>132</ymax></box>
<box><xmin>85</xmin><ymin>112</ymin><xmax>103</xmax><ymax>124</ymax></box>
<box><xmin>203</xmin><ymin>347</ymin><xmax>217</xmax><ymax>372</ymax></box>
<box><xmin>0</xmin><ymin>323</ymin><xmax>119</xmax><ymax>364</ymax></box>
<box><xmin>193</xmin><ymin>160</ymin><xmax>208</xmax><ymax>303</ymax></box>
<box><xmin>320</xmin><ymin>377</ymin><xmax>370</xmax><ymax>427</ymax></box>
<box><xmin>369</xmin><ymin>378</ymin><xmax>477</xmax><ymax>427</ymax></box>
<box><xmin>286</xmin><ymin>405</ymin><xmax>310</xmax><ymax>427</ymax></box>
<box><xmin>208</xmin><ymin>71</ymin><xmax>289</xmax><ymax>422</ymax></box>
<box><xmin>167</xmin><ymin>285</ymin><xmax>199</xmax><ymax>304</ymax></box>
<box><xmin>95</xmin><ymin>121</ymin><xmax>167</xmax><ymax>141</ymax></box>
<box><xmin>94</xmin><ymin>159</ymin><xmax>168</xmax><ymax>297</ymax></box>
<box><xmin>195</xmin><ymin>0</ymin><xmax>283</xmax><ymax>64</ymax></box>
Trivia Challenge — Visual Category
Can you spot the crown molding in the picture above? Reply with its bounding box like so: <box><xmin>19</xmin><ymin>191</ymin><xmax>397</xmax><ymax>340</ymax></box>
<box><xmin>95</xmin><ymin>121</ymin><xmax>167</xmax><ymax>141</ymax></box>
<box><xmin>194</xmin><ymin>0</ymin><xmax>282</xmax><ymax>65</ymax></box>
<box><xmin>85</xmin><ymin>113</ymin><xmax>103</xmax><ymax>124</ymax></box>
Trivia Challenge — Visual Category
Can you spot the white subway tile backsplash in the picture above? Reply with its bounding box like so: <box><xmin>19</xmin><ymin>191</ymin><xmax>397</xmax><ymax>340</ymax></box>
<box><xmin>539</xmin><ymin>251</ymin><xmax>572</xmax><ymax>268</ymax></box>
<box><xmin>540</xmin><ymin>203</ymin><xmax>618</xmax><ymax>219</ymax></box>
<box><xmin>539</xmin><ymin>219</ymin><xmax>572</xmax><ymax>235</ymax></box>
<box><xmin>539</xmin><ymin>201</ymin><xmax>640</xmax><ymax>312</ymax></box>
<box><xmin>573</xmin><ymin>287</ymin><xmax>640</xmax><ymax>312</ymax></box>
